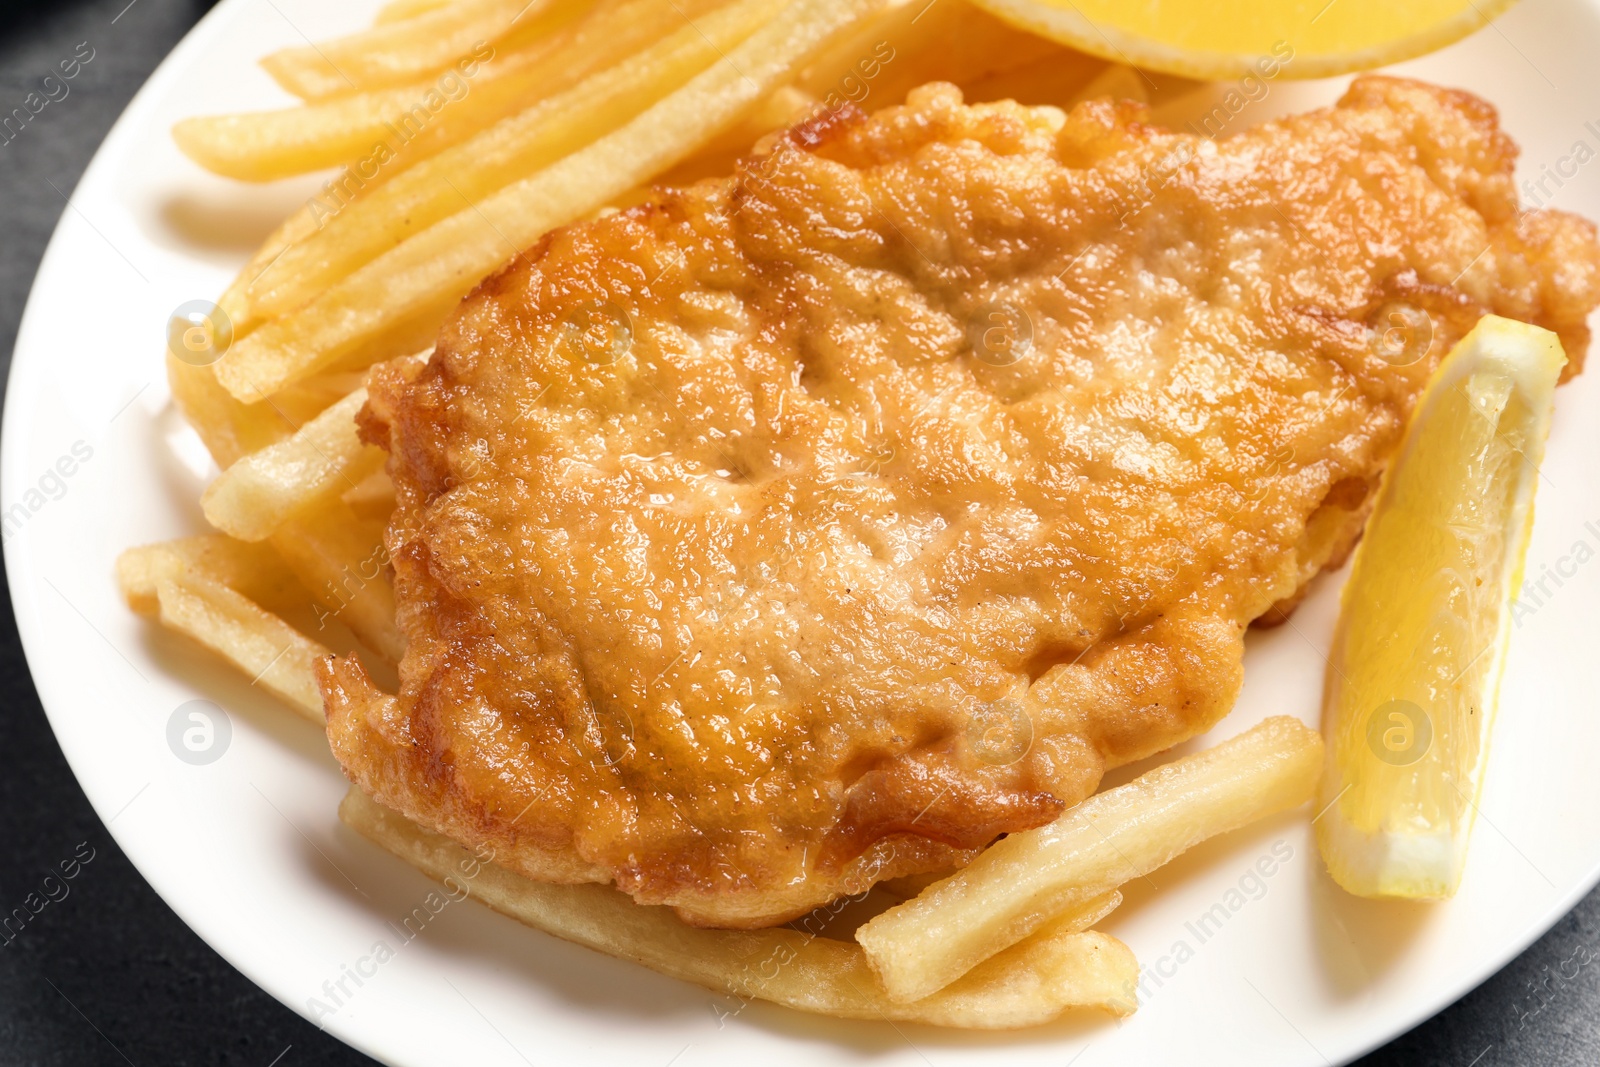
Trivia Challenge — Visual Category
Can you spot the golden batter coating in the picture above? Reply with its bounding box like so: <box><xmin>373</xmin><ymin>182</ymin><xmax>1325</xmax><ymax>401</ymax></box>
<box><xmin>322</xmin><ymin>76</ymin><xmax>1600</xmax><ymax>927</ymax></box>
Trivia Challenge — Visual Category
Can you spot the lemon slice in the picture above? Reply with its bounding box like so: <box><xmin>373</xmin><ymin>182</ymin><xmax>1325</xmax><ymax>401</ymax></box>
<box><xmin>967</xmin><ymin>0</ymin><xmax>1517</xmax><ymax>81</ymax></box>
<box><xmin>1316</xmin><ymin>316</ymin><xmax>1564</xmax><ymax>899</ymax></box>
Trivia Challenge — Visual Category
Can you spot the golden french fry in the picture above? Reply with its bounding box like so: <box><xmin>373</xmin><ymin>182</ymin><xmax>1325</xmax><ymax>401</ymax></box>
<box><xmin>176</xmin><ymin>0</ymin><xmax>714</xmax><ymax>184</ymax></box>
<box><xmin>173</xmin><ymin>83</ymin><xmax>471</xmax><ymax>183</ymax></box>
<box><xmin>216</xmin><ymin>0</ymin><xmax>892</xmax><ymax>401</ymax></box>
<box><xmin>118</xmin><ymin>538</ymin><xmax>327</xmax><ymax>721</ymax></box>
<box><xmin>375</xmin><ymin>0</ymin><xmax>458</xmax><ymax>24</ymax></box>
<box><xmin>857</xmin><ymin>716</ymin><xmax>1323</xmax><ymax>1003</ymax></box>
<box><xmin>875</xmin><ymin>869</ymin><xmax>958</xmax><ymax>903</ymax></box>
<box><xmin>170</xmin><ymin>190</ymin><xmax>362</xmax><ymax>473</ymax></box>
<box><xmin>793</xmin><ymin>0</ymin><xmax>1064</xmax><ymax>112</ymax></box>
<box><xmin>340</xmin><ymin>789</ymin><xmax>1139</xmax><ymax>1026</ymax></box>
<box><xmin>273</xmin><ymin>503</ymin><xmax>404</xmax><ymax>663</ymax></box>
<box><xmin>276</xmin><ymin>369</ymin><xmax>372</xmax><ymax>408</ymax></box>
<box><xmin>245</xmin><ymin>0</ymin><xmax>781</xmax><ymax>318</ymax></box>
<box><xmin>201</xmin><ymin>388</ymin><xmax>383</xmax><ymax>542</ymax></box>
<box><xmin>1068</xmin><ymin>61</ymin><xmax>1148</xmax><ymax>103</ymax></box>
<box><xmin>961</xmin><ymin>50</ymin><xmax>1116</xmax><ymax>107</ymax></box>
<box><xmin>375</xmin><ymin>0</ymin><xmax>731</xmax><ymax>174</ymax></box>
<box><xmin>167</xmin><ymin>358</ymin><xmax>294</xmax><ymax>469</ymax></box>
<box><xmin>260</xmin><ymin>0</ymin><xmax>565</xmax><ymax>100</ymax></box>
<box><xmin>596</xmin><ymin>83</ymin><xmax>819</xmax><ymax>195</ymax></box>
<box><xmin>214</xmin><ymin>197</ymin><xmax>324</xmax><ymax>337</ymax></box>
<box><xmin>153</xmin><ymin>570</ymin><xmax>329</xmax><ymax>721</ymax></box>
<box><xmin>118</xmin><ymin>535</ymin><xmax>307</xmax><ymax>617</ymax></box>
<box><xmin>660</xmin><ymin>5</ymin><xmax>1105</xmax><ymax>189</ymax></box>
<box><xmin>340</xmin><ymin>468</ymin><xmax>396</xmax><ymax>519</ymax></box>
<box><xmin>166</xmin><ymin>352</ymin><xmax>370</xmax><ymax>470</ymax></box>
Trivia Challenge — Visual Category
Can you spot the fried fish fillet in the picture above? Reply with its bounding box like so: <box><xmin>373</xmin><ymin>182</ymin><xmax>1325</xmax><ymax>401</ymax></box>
<box><xmin>323</xmin><ymin>76</ymin><xmax>1600</xmax><ymax>927</ymax></box>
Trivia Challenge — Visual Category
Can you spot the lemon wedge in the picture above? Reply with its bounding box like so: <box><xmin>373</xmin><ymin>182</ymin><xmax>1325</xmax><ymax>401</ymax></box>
<box><xmin>966</xmin><ymin>0</ymin><xmax>1517</xmax><ymax>81</ymax></box>
<box><xmin>1316</xmin><ymin>316</ymin><xmax>1564</xmax><ymax>899</ymax></box>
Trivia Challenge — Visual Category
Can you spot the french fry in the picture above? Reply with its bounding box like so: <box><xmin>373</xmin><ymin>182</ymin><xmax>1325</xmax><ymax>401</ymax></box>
<box><xmin>244</xmin><ymin>0</ymin><xmax>782</xmax><ymax>318</ymax></box>
<box><xmin>856</xmin><ymin>716</ymin><xmax>1323</xmax><ymax>1003</ymax></box>
<box><xmin>175</xmin><ymin>0</ymin><xmax>725</xmax><ymax>184</ymax></box>
<box><xmin>655</xmin><ymin>6</ymin><xmax>1107</xmax><ymax>190</ymax></box>
<box><xmin>260</xmin><ymin>0</ymin><xmax>571</xmax><ymax>100</ymax></box>
<box><xmin>275</xmin><ymin>369</ymin><xmax>372</xmax><ymax>408</ymax></box>
<box><xmin>340</xmin><ymin>789</ymin><xmax>1139</xmax><ymax>1026</ymax></box>
<box><xmin>174</xmin><ymin>82</ymin><xmax>483</xmax><ymax>183</ymax></box>
<box><xmin>119</xmin><ymin>536</ymin><xmax>329</xmax><ymax>719</ymax></box>
<box><xmin>167</xmin><ymin>353</ymin><xmax>372</xmax><ymax>470</ymax></box>
<box><xmin>153</xmin><ymin>571</ymin><xmax>330</xmax><ymax>722</ymax></box>
<box><xmin>341</xmin><ymin>468</ymin><xmax>396</xmax><ymax>519</ymax></box>
<box><xmin>117</xmin><ymin>535</ymin><xmax>307</xmax><ymax>617</ymax></box>
<box><xmin>962</xmin><ymin>50</ymin><xmax>1119</xmax><ymax>107</ymax></box>
<box><xmin>176</xmin><ymin>202</ymin><xmax>332</xmax><ymax>463</ymax></box>
<box><xmin>216</xmin><ymin>0</ymin><xmax>892</xmax><ymax>401</ymax></box>
<box><xmin>875</xmin><ymin>870</ymin><xmax>956</xmax><ymax>903</ymax></box>
<box><xmin>172</xmin><ymin>191</ymin><xmax>363</xmax><ymax>468</ymax></box>
<box><xmin>1067</xmin><ymin>61</ymin><xmax>1149</xmax><ymax>103</ymax></box>
<box><xmin>215</xmin><ymin>198</ymin><xmax>323</xmax><ymax>336</ymax></box>
<box><xmin>374</xmin><ymin>0</ymin><xmax>732</xmax><ymax>175</ymax></box>
<box><xmin>273</xmin><ymin>503</ymin><xmax>405</xmax><ymax>663</ymax></box>
<box><xmin>167</xmin><ymin>358</ymin><xmax>294</xmax><ymax>469</ymax></box>
<box><xmin>792</xmin><ymin>0</ymin><xmax>1066</xmax><ymax>111</ymax></box>
<box><xmin>201</xmin><ymin>388</ymin><xmax>383</xmax><ymax>542</ymax></box>
<box><xmin>650</xmin><ymin>84</ymin><xmax>822</xmax><ymax>188</ymax></box>
<box><xmin>375</xmin><ymin>0</ymin><xmax>459</xmax><ymax>24</ymax></box>
<box><xmin>323</xmin><ymin>304</ymin><xmax>456</xmax><ymax>384</ymax></box>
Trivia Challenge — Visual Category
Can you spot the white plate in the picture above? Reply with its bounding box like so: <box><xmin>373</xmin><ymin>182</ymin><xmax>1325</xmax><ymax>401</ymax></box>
<box><xmin>7</xmin><ymin>1</ymin><xmax>1600</xmax><ymax>1063</ymax></box>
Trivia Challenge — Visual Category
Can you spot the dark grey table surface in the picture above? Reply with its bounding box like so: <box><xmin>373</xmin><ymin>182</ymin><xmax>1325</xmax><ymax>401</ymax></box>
<box><xmin>0</xmin><ymin>1</ymin><xmax>1595</xmax><ymax>1064</ymax></box>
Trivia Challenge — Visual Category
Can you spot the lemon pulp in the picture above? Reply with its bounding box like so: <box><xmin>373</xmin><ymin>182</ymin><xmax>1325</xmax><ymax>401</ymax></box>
<box><xmin>1317</xmin><ymin>316</ymin><xmax>1564</xmax><ymax>899</ymax></box>
<box><xmin>967</xmin><ymin>0</ymin><xmax>1517</xmax><ymax>81</ymax></box>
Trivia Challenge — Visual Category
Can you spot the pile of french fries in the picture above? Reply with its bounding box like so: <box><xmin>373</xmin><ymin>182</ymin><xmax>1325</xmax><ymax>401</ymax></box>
<box><xmin>336</xmin><ymin>716</ymin><xmax>1321</xmax><ymax>1025</ymax></box>
<box><xmin>123</xmin><ymin>0</ymin><xmax>1322</xmax><ymax>1029</ymax></box>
